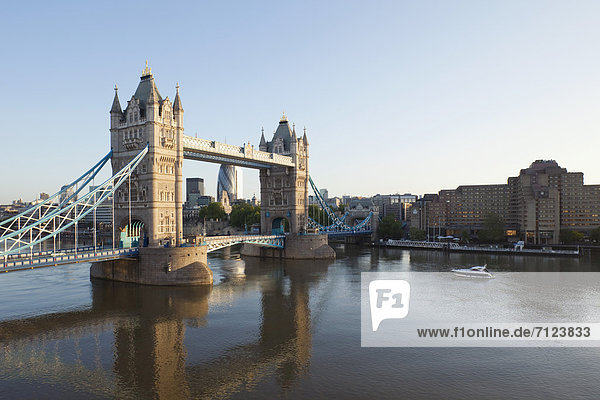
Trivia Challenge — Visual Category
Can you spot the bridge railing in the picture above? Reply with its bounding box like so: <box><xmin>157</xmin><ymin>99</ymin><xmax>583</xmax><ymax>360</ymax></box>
<box><xmin>201</xmin><ymin>234</ymin><xmax>285</xmax><ymax>252</ymax></box>
<box><xmin>5</xmin><ymin>246</ymin><xmax>96</xmax><ymax>260</ymax></box>
<box><xmin>385</xmin><ymin>239</ymin><xmax>460</xmax><ymax>249</ymax></box>
<box><xmin>1</xmin><ymin>247</ymin><xmax>138</xmax><ymax>272</ymax></box>
<box><xmin>182</xmin><ymin>136</ymin><xmax>294</xmax><ymax>167</ymax></box>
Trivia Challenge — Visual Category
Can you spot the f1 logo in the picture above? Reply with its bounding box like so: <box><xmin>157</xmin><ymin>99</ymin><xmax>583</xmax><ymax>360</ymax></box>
<box><xmin>369</xmin><ymin>280</ymin><xmax>410</xmax><ymax>331</ymax></box>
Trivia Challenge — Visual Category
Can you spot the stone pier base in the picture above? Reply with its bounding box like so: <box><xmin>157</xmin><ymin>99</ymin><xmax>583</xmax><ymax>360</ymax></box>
<box><xmin>240</xmin><ymin>234</ymin><xmax>335</xmax><ymax>259</ymax></box>
<box><xmin>90</xmin><ymin>246</ymin><xmax>212</xmax><ymax>286</ymax></box>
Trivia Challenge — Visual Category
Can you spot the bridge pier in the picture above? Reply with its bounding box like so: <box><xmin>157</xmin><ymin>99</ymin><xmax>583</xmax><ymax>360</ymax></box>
<box><xmin>240</xmin><ymin>234</ymin><xmax>335</xmax><ymax>259</ymax></box>
<box><xmin>90</xmin><ymin>247</ymin><xmax>212</xmax><ymax>286</ymax></box>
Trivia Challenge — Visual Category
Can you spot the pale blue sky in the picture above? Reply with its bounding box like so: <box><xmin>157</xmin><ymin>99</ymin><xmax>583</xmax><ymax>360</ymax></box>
<box><xmin>1</xmin><ymin>1</ymin><xmax>599</xmax><ymax>203</ymax></box>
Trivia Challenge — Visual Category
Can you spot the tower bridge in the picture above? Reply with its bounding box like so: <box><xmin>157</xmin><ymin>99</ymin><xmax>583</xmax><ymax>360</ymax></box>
<box><xmin>108</xmin><ymin>64</ymin><xmax>312</xmax><ymax>248</ymax></box>
<box><xmin>0</xmin><ymin>64</ymin><xmax>375</xmax><ymax>283</ymax></box>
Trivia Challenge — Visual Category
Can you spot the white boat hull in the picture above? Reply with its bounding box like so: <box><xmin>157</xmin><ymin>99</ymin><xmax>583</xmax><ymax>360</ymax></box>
<box><xmin>451</xmin><ymin>269</ymin><xmax>494</xmax><ymax>279</ymax></box>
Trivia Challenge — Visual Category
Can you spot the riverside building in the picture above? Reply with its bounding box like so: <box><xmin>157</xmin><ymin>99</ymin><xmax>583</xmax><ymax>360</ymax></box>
<box><xmin>409</xmin><ymin>160</ymin><xmax>600</xmax><ymax>245</ymax></box>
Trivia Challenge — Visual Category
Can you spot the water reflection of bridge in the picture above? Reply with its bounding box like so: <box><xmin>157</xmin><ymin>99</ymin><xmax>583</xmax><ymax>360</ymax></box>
<box><xmin>0</xmin><ymin>257</ymin><xmax>333</xmax><ymax>398</ymax></box>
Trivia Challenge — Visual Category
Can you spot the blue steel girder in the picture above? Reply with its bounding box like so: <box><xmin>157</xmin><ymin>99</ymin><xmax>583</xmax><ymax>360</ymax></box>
<box><xmin>308</xmin><ymin>175</ymin><xmax>374</xmax><ymax>235</ymax></box>
<box><xmin>204</xmin><ymin>235</ymin><xmax>285</xmax><ymax>253</ymax></box>
<box><xmin>307</xmin><ymin>212</ymin><xmax>374</xmax><ymax>235</ymax></box>
<box><xmin>0</xmin><ymin>146</ymin><xmax>149</xmax><ymax>258</ymax></box>
<box><xmin>308</xmin><ymin>176</ymin><xmax>348</xmax><ymax>227</ymax></box>
<box><xmin>0</xmin><ymin>150</ymin><xmax>113</xmax><ymax>237</ymax></box>
<box><xmin>325</xmin><ymin>230</ymin><xmax>373</xmax><ymax>236</ymax></box>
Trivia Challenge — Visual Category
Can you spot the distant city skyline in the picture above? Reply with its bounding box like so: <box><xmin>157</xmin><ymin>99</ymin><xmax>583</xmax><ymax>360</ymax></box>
<box><xmin>1</xmin><ymin>1</ymin><xmax>599</xmax><ymax>204</ymax></box>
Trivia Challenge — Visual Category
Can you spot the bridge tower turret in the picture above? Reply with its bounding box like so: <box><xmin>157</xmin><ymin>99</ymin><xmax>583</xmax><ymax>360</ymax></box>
<box><xmin>259</xmin><ymin>114</ymin><xmax>309</xmax><ymax>235</ymax></box>
<box><xmin>173</xmin><ymin>84</ymin><xmax>184</xmax><ymax>245</ymax></box>
<box><xmin>109</xmin><ymin>63</ymin><xmax>184</xmax><ymax>247</ymax></box>
<box><xmin>110</xmin><ymin>85</ymin><xmax>123</xmax><ymax>128</ymax></box>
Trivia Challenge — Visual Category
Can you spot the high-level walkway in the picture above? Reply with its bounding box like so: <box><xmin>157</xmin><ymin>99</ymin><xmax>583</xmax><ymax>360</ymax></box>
<box><xmin>182</xmin><ymin>135</ymin><xmax>294</xmax><ymax>168</ymax></box>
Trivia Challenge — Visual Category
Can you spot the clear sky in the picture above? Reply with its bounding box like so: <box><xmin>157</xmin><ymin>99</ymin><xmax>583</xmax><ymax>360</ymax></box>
<box><xmin>1</xmin><ymin>0</ymin><xmax>599</xmax><ymax>204</ymax></box>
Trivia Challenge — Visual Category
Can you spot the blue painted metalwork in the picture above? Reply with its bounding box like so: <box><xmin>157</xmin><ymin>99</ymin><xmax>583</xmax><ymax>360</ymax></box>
<box><xmin>203</xmin><ymin>235</ymin><xmax>285</xmax><ymax>252</ymax></box>
<box><xmin>0</xmin><ymin>234</ymin><xmax>285</xmax><ymax>272</ymax></box>
<box><xmin>121</xmin><ymin>220</ymin><xmax>145</xmax><ymax>248</ymax></box>
<box><xmin>308</xmin><ymin>176</ymin><xmax>373</xmax><ymax>236</ymax></box>
<box><xmin>1</xmin><ymin>247</ymin><xmax>138</xmax><ymax>272</ymax></box>
<box><xmin>0</xmin><ymin>146</ymin><xmax>148</xmax><ymax>258</ymax></box>
<box><xmin>0</xmin><ymin>150</ymin><xmax>113</xmax><ymax>237</ymax></box>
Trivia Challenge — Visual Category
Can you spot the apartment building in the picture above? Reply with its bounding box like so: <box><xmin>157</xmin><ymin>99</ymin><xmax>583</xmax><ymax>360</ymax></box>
<box><xmin>409</xmin><ymin>160</ymin><xmax>600</xmax><ymax>244</ymax></box>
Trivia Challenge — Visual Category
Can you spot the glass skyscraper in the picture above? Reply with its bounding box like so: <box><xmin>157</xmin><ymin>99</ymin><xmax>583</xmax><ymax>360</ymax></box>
<box><xmin>217</xmin><ymin>165</ymin><xmax>242</xmax><ymax>202</ymax></box>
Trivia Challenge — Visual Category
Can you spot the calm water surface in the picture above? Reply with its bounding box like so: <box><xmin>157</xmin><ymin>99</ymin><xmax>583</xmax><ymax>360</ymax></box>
<box><xmin>1</xmin><ymin>245</ymin><xmax>600</xmax><ymax>399</ymax></box>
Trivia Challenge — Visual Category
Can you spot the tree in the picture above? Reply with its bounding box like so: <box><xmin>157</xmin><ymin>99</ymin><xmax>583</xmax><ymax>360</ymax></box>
<box><xmin>460</xmin><ymin>229</ymin><xmax>470</xmax><ymax>243</ymax></box>
<box><xmin>338</xmin><ymin>204</ymin><xmax>346</xmax><ymax>214</ymax></box>
<box><xmin>590</xmin><ymin>227</ymin><xmax>600</xmax><ymax>243</ymax></box>
<box><xmin>409</xmin><ymin>227</ymin><xmax>426</xmax><ymax>241</ymax></box>
<box><xmin>560</xmin><ymin>229</ymin><xmax>584</xmax><ymax>244</ymax></box>
<box><xmin>478</xmin><ymin>213</ymin><xmax>505</xmax><ymax>243</ymax></box>
<box><xmin>199</xmin><ymin>202</ymin><xmax>227</xmax><ymax>221</ymax></box>
<box><xmin>378</xmin><ymin>216</ymin><xmax>404</xmax><ymax>239</ymax></box>
<box><xmin>229</xmin><ymin>203</ymin><xmax>261</xmax><ymax>228</ymax></box>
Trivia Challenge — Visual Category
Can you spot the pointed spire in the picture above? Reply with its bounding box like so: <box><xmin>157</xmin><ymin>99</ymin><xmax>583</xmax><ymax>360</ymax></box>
<box><xmin>173</xmin><ymin>82</ymin><xmax>183</xmax><ymax>112</ymax></box>
<box><xmin>280</xmin><ymin>111</ymin><xmax>288</xmax><ymax>123</ymax></box>
<box><xmin>110</xmin><ymin>84</ymin><xmax>122</xmax><ymax>114</ymax></box>
<box><xmin>259</xmin><ymin>127</ymin><xmax>267</xmax><ymax>150</ymax></box>
<box><xmin>302</xmin><ymin>126</ymin><xmax>308</xmax><ymax>145</ymax></box>
<box><xmin>291</xmin><ymin>123</ymin><xmax>297</xmax><ymax>141</ymax></box>
<box><xmin>146</xmin><ymin>82</ymin><xmax>158</xmax><ymax>105</ymax></box>
<box><xmin>260</xmin><ymin>128</ymin><xmax>266</xmax><ymax>144</ymax></box>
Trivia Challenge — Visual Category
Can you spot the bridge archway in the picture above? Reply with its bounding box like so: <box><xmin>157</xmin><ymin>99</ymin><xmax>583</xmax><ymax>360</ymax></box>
<box><xmin>119</xmin><ymin>219</ymin><xmax>147</xmax><ymax>248</ymax></box>
<box><xmin>348</xmin><ymin>217</ymin><xmax>366</xmax><ymax>227</ymax></box>
<box><xmin>271</xmin><ymin>217</ymin><xmax>290</xmax><ymax>235</ymax></box>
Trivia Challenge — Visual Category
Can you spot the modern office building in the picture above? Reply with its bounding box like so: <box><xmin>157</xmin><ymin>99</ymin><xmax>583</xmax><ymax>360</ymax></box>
<box><xmin>59</xmin><ymin>185</ymin><xmax>76</xmax><ymax>204</ymax></box>
<box><xmin>186</xmin><ymin>178</ymin><xmax>204</xmax><ymax>199</ymax></box>
<box><xmin>82</xmin><ymin>186</ymin><xmax>113</xmax><ymax>224</ymax></box>
<box><xmin>217</xmin><ymin>165</ymin><xmax>242</xmax><ymax>202</ymax></box>
<box><xmin>186</xmin><ymin>178</ymin><xmax>206</xmax><ymax>207</ymax></box>
<box><xmin>373</xmin><ymin>193</ymin><xmax>417</xmax><ymax>221</ymax></box>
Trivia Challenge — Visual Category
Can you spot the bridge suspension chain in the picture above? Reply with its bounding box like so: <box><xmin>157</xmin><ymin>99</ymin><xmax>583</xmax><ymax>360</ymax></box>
<box><xmin>0</xmin><ymin>150</ymin><xmax>113</xmax><ymax>238</ymax></box>
<box><xmin>307</xmin><ymin>176</ymin><xmax>373</xmax><ymax>234</ymax></box>
<box><xmin>1</xmin><ymin>146</ymin><xmax>148</xmax><ymax>258</ymax></box>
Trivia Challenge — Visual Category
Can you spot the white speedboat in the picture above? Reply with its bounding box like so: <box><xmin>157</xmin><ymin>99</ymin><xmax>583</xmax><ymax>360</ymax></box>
<box><xmin>451</xmin><ymin>265</ymin><xmax>494</xmax><ymax>278</ymax></box>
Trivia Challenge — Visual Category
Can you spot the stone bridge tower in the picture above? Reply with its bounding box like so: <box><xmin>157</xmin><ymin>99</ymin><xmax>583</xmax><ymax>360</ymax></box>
<box><xmin>109</xmin><ymin>63</ymin><xmax>184</xmax><ymax>247</ymax></box>
<box><xmin>259</xmin><ymin>114</ymin><xmax>309</xmax><ymax>234</ymax></box>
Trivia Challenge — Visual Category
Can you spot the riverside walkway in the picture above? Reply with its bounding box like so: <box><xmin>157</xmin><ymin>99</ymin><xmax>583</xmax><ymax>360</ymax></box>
<box><xmin>381</xmin><ymin>239</ymin><xmax>580</xmax><ymax>257</ymax></box>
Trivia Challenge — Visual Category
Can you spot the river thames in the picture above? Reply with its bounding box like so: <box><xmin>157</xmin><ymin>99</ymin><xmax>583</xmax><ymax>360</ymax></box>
<box><xmin>1</xmin><ymin>245</ymin><xmax>599</xmax><ymax>399</ymax></box>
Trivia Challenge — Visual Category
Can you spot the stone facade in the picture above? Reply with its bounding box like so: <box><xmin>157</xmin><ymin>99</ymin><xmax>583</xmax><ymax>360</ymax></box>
<box><xmin>259</xmin><ymin>114</ymin><xmax>310</xmax><ymax>234</ymax></box>
<box><xmin>240</xmin><ymin>234</ymin><xmax>334</xmax><ymax>259</ymax></box>
<box><xmin>110</xmin><ymin>63</ymin><xmax>184</xmax><ymax>247</ymax></box>
<box><xmin>90</xmin><ymin>247</ymin><xmax>212</xmax><ymax>285</ymax></box>
<box><xmin>411</xmin><ymin>160</ymin><xmax>600</xmax><ymax>244</ymax></box>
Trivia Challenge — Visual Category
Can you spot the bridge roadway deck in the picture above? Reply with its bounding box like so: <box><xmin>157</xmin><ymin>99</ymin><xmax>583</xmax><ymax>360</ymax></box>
<box><xmin>2</xmin><ymin>248</ymin><xmax>139</xmax><ymax>272</ymax></box>
<box><xmin>321</xmin><ymin>230</ymin><xmax>372</xmax><ymax>237</ymax></box>
<box><xmin>1</xmin><ymin>235</ymin><xmax>285</xmax><ymax>272</ymax></box>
